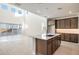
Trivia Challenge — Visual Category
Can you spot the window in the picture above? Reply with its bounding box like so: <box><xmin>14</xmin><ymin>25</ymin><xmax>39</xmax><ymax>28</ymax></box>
<box><xmin>0</xmin><ymin>3</ymin><xmax>8</xmax><ymax>10</ymax></box>
<box><xmin>11</xmin><ymin>7</ymin><xmax>16</xmax><ymax>13</ymax></box>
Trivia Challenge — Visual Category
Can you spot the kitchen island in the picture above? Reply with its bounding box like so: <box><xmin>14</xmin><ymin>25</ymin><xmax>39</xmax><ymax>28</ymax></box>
<box><xmin>35</xmin><ymin>34</ymin><xmax>61</xmax><ymax>55</ymax></box>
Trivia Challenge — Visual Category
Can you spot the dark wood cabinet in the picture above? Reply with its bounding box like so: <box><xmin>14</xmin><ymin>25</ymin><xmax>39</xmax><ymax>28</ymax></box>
<box><xmin>64</xmin><ymin>19</ymin><xmax>71</xmax><ymax>29</ymax></box>
<box><xmin>36</xmin><ymin>35</ymin><xmax>61</xmax><ymax>55</ymax></box>
<box><xmin>64</xmin><ymin>34</ymin><xmax>71</xmax><ymax>42</ymax></box>
<box><xmin>55</xmin><ymin>19</ymin><xmax>65</xmax><ymax>29</ymax></box>
<box><xmin>47</xmin><ymin>39</ymin><xmax>52</xmax><ymax>55</ymax></box>
<box><xmin>55</xmin><ymin>17</ymin><xmax>78</xmax><ymax>29</ymax></box>
<box><xmin>61</xmin><ymin>33</ymin><xmax>65</xmax><ymax>41</ymax></box>
<box><xmin>70</xmin><ymin>34</ymin><xmax>78</xmax><ymax>43</ymax></box>
<box><xmin>70</xmin><ymin>17</ymin><xmax>78</xmax><ymax>29</ymax></box>
<box><xmin>52</xmin><ymin>39</ymin><xmax>57</xmax><ymax>53</ymax></box>
<box><xmin>36</xmin><ymin>39</ymin><xmax>47</xmax><ymax>55</ymax></box>
<box><xmin>60</xmin><ymin>19</ymin><xmax>65</xmax><ymax>29</ymax></box>
<box><xmin>57</xmin><ymin>35</ymin><xmax>61</xmax><ymax>47</ymax></box>
<box><xmin>52</xmin><ymin>36</ymin><xmax>61</xmax><ymax>53</ymax></box>
<box><xmin>55</xmin><ymin>17</ymin><xmax>78</xmax><ymax>43</ymax></box>
<box><xmin>61</xmin><ymin>34</ymin><xmax>78</xmax><ymax>43</ymax></box>
<box><xmin>55</xmin><ymin>20</ymin><xmax>60</xmax><ymax>29</ymax></box>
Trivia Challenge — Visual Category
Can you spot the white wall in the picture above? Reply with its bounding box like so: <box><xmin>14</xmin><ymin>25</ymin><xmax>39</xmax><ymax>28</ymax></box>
<box><xmin>23</xmin><ymin>11</ymin><xmax>47</xmax><ymax>36</ymax></box>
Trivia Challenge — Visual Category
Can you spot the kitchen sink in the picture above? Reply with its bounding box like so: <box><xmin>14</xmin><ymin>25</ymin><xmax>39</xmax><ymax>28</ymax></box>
<box><xmin>46</xmin><ymin>35</ymin><xmax>54</xmax><ymax>37</ymax></box>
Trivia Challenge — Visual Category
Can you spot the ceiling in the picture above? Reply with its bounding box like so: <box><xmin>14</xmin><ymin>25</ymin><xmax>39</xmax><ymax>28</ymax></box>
<box><xmin>11</xmin><ymin>3</ymin><xmax>79</xmax><ymax>18</ymax></box>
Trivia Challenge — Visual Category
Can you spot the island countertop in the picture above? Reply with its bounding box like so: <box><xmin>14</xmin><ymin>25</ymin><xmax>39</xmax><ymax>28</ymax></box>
<box><xmin>34</xmin><ymin>34</ymin><xmax>60</xmax><ymax>40</ymax></box>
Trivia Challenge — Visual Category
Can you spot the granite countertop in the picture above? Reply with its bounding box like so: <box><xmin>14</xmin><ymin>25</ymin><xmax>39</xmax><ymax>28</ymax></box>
<box><xmin>34</xmin><ymin>34</ymin><xmax>60</xmax><ymax>40</ymax></box>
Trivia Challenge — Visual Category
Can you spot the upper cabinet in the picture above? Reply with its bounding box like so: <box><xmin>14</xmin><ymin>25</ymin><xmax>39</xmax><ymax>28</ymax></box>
<box><xmin>70</xmin><ymin>17</ymin><xmax>78</xmax><ymax>29</ymax></box>
<box><xmin>55</xmin><ymin>17</ymin><xmax>78</xmax><ymax>29</ymax></box>
<box><xmin>64</xmin><ymin>18</ymin><xmax>71</xmax><ymax>29</ymax></box>
<box><xmin>55</xmin><ymin>20</ymin><xmax>60</xmax><ymax>29</ymax></box>
<box><xmin>55</xmin><ymin>19</ymin><xmax>65</xmax><ymax>29</ymax></box>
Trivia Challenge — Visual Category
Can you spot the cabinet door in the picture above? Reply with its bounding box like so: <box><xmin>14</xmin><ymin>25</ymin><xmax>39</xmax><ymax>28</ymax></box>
<box><xmin>52</xmin><ymin>38</ymin><xmax>57</xmax><ymax>54</ymax></box>
<box><xmin>60</xmin><ymin>19</ymin><xmax>65</xmax><ymax>29</ymax></box>
<box><xmin>55</xmin><ymin>37</ymin><xmax>59</xmax><ymax>49</ymax></box>
<box><xmin>61</xmin><ymin>33</ymin><xmax>65</xmax><ymax>41</ymax></box>
<box><xmin>47</xmin><ymin>43</ymin><xmax>52</xmax><ymax>55</ymax></box>
<box><xmin>52</xmin><ymin>40</ymin><xmax>56</xmax><ymax>54</ymax></box>
<box><xmin>55</xmin><ymin>20</ymin><xmax>57</xmax><ymax>29</ymax></box>
<box><xmin>70</xmin><ymin>17</ymin><xmax>78</xmax><ymax>29</ymax></box>
<box><xmin>36</xmin><ymin>39</ymin><xmax>47</xmax><ymax>55</ymax></box>
<box><xmin>57</xmin><ymin>35</ymin><xmax>61</xmax><ymax>47</ymax></box>
<box><xmin>47</xmin><ymin>39</ymin><xmax>52</xmax><ymax>55</ymax></box>
<box><xmin>56</xmin><ymin>20</ymin><xmax>60</xmax><ymax>29</ymax></box>
<box><xmin>64</xmin><ymin>34</ymin><xmax>71</xmax><ymax>42</ymax></box>
<box><xmin>64</xmin><ymin>19</ymin><xmax>71</xmax><ymax>29</ymax></box>
<box><xmin>70</xmin><ymin>34</ymin><xmax>78</xmax><ymax>43</ymax></box>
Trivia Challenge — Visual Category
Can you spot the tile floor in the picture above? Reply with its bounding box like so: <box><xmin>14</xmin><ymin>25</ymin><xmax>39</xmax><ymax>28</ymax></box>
<box><xmin>54</xmin><ymin>41</ymin><xmax>79</xmax><ymax>55</ymax></box>
<box><xmin>0</xmin><ymin>35</ymin><xmax>34</xmax><ymax>55</ymax></box>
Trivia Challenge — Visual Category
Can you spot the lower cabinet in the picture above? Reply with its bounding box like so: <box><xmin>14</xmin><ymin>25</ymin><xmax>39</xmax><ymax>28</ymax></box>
<box><xmin>52</xmin><ymin>35</ymin><xmax>61</xmax><ymax>54</ymax></box>
<box><xmin>47</xmin><ymin>39</ymin><xmax>52</xmax><ymax>55</ymax></box>
<box><xmin>36</xmin><ymin>39</ymin><xmax>47</xmax><ymax>55</ymax></box>
<box><xmin>61</xmin><ymin>34</ymin><xmax>78</xmax><ymax>43</ymax></box>
<box><xmin>60</xmin><ymin>34</ymin><xmax>64</xmax><ymax>41</ymax></box>
<box><xmin>57</xmin><ymin>36</ymin><xmax>61</xmax><ymax>47</ymax></box>
<box><xmin>64</xmin><ymin>34</ymin><xmax>71</xmax><ymax>42</ymax></box>
<box><xmin>36</xmin><ymin>35</ymin><xmax>61</xmax><ymax>55</ymax></box>
<box><xmin>70</xmin><ymin>34</ymin><xmax>78</xmax><ymax>43</ymax></box>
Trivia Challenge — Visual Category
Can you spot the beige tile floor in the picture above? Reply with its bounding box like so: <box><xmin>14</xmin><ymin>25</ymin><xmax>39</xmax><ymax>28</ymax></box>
<box><xmin>0</xmin><ymin>35</ymin><xmax>34</xmax><ymax>55</ymax></box>
<box><xmin>54</xmin><ymin>41</ymin><xmax>79</xmax><ymax>55</ymax></box>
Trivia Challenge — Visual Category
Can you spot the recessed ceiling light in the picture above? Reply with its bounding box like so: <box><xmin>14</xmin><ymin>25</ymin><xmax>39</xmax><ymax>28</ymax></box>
<box><xmin>45</xmin><ymin>8</ymin><xmax>48</xmax><ymax>10</ymax></box>
<box><xmin>44</xmin><ymin>16</ymin><xmax>47</xmax><ymax>17</ymax></box>
<box><xmin>44</xmin><ymin>16</ymin><xmax>49</xmax><ymax>18</ymax></box>
<box><xmin>69</xmin><ymin>11</ymin><xmax>72</xmax><ymax>14</ymax></box>
<box><xmin>36</xmin><ymin>10</ymin><xmax>40</xmax><ymax>13</ymax></box>
<box><xmin>57</xmin><ymin>8</ymin><xmax>62</xmax><ymax>10</ymax></box>
<box><xmin>47</xmin><ymin>16</ymin><xmax>50</xmax><ymax>18</ymax></box>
